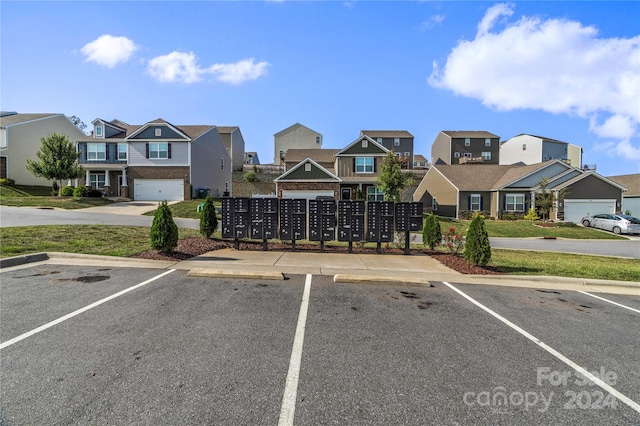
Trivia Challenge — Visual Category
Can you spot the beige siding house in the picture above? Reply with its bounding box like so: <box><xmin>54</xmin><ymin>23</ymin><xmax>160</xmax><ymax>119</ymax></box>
<box><xmin>274</xmin><ymin>123</ymin><xmax>322</xmax><ymax>165</ymax></box>
<box><xmin>217</xmin><ymin>126</ymin><xmax>246</xmax><ymax>171</ymax></box>
<box><xmin>0</xmin><ymin>112</ymin><xmax>87</xmax><ymax>185</ymax></box>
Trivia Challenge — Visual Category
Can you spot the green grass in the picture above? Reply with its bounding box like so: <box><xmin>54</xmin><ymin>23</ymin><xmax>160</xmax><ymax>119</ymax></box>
<box><xmin>0</xmin><ymin>225</ymin><xmax>201</xmax><ymax>258</ymax></box>
<box><xmin>437</xmin><ymin>218</ymin><xmax>626</xmax><ymax>240</ymax></box>
<box><xmin>0</xmin><ymin>195</ymin><xmax>113</xmax><ymax>209</ymax></box>
<box><xmin>145</xmin><ymin>199</ymin><xmax>222</xmax><ymax>219</ymax></box>
<box><xmin>490</xmin><ymin>249</ymin><xmax>640</xmax><ymax>282</ymax></box>
<box><xmin>13</xmin><ymin>185</ymin><xmax>55</xmax><ymax>196</ymax></box>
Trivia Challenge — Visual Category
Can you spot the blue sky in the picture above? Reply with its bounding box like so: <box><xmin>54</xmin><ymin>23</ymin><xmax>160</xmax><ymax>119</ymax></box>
<box><xmin>2</xmin><ymin>1</ymin><xmax>639</xmax><ymax>176</ymax></box>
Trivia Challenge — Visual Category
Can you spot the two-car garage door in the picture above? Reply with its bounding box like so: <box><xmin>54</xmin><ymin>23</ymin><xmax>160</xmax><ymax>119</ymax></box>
<box><xmin>134</xmin><ymin>179</ymin><xmax>184</xmax><ymax>201</ymax></box>
<box><xmin>564</xmin><ymin>199</ymin><xmax>615</xmax><ymax>224</ymax></box>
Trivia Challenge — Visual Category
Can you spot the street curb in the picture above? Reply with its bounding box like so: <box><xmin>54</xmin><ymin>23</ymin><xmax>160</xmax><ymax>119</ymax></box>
<box><xmin>465</xmin><ymin>274</ymin><xmax>640</xmax><ymax>289</ymax></box>
<box><xmin>333</xmin><ymin>274</ymin><xmax>432</xmax><ymax>287</ymax></box>
<box><xmin>187</xmin><ymin>268</ymin><xmax>285</xmax><ymax>280</ymax></box>
<box><xmin>0</xmin><ymin>252</ymin><xmax>50</xmax><ymax>268</ymax></box>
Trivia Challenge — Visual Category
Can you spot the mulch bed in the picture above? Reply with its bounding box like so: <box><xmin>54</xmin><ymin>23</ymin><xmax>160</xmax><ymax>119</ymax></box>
<box><xmin>132</xmin><ymin>237</ymin><xmax>504</xmax><ymax>275</ymax></box>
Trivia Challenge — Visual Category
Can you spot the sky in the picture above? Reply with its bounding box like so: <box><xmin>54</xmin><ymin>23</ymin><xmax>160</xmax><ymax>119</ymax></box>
<box><xmin>2</xmin><ymin>1</ymin><xmax>639</xmax><ymax>176</ymax></box>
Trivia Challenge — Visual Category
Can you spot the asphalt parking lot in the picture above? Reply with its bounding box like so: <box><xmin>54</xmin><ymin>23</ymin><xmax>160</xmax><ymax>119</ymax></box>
<box><xmin>1</xmin><ymin>265</ymin><xmax>639</xmax><ymax>425</ymax></box>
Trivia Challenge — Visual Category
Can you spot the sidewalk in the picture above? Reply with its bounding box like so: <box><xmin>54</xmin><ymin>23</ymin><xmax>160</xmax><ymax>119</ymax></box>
<box><xmin>2</xmin><ymin>250</ymin><xmax>638</xmax><ymax>296</ymax></box>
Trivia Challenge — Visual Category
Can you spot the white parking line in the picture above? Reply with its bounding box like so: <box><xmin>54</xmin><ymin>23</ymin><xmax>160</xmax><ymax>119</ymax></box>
<box><xmin>0</xmin><ymin>269</ymin><xmax>176</xmax><ymax>350</ymax></box>
<box><xmin>278</xmin><ymin>274</ymin><xmax>312</xmax><ymax>426</ymax></box>
<box><xmin>578</xmin><ymin>291</ymin><xmax>640</xmax><ymax>314</ymax></box>
<box><xmin>443</xmin><ymin>282</ymin><xmax>640</xmax><ymax>414</ymax></box>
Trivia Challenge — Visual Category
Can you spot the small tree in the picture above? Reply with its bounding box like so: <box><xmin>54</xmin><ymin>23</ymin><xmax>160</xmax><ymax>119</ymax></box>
<box><xmin>422</xmin><ymin>214</ymin><xmax>442</xmax><ymax>250</ymax></box>
<box><xmin>150</xmin><ymin>200</ymin><xmax>179</xmax><ymax>252</ymax></box>
<box><xmin>375</xmin><ymin>151</ymin><xmax>408</xmax><ymax>201</ymax></box>
<box><xmin>26</xmin><ymin>133</ymin><xmax>84</xmax><ymax>195</ymax></box>
<box><xmin>535</xmin><ymin>177</ymin><xmax>568</xmax><ymax>222</ymax></box>
<box><xmin>464</xmin><ymin>213</ymin><xmax>491</xmax><ymax>266</ymax></box>
<box><xmin>199</xmin><ymin>197</ymin><xmax>218</xmax><ymax>238</ymax></box>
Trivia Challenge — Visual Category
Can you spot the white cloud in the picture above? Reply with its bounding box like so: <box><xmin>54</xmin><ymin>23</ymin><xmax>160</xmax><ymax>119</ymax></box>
<box><xmin>420</xmin><ymin>14</ymin><xmax>446</xmax><ymax>31</ymax></box>
<box><xmin>81</xmin><ymin>35</ymin><xmax>138</xmax><ymax>68</ymax></box>
<box><xmin>429</xmin><ymin>3</ymin><xmax>640</xmax><ymax>161</ymax></box>
<box><xmin>147</xmin><ymin>51</ymin><xmax>270</xmax><ymax>85</ymax></box>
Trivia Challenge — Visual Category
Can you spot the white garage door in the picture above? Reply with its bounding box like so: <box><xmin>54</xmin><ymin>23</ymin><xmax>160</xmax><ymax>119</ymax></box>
<box><xmin>564</xmin><ymin>199</ymin><xmax>615</xmax><ymax>224</ymax></box>
<box><xmin>281</xmin><ymin>190</ymin><xmax>334</xmax><ymax>200</ymax></box>
<box><xmin>134</xmin><ymin>179</ymin><xmax>184</xmax><ymax>201</ymax></box>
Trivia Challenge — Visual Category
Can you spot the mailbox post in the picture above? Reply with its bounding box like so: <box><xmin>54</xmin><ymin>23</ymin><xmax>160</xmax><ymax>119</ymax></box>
<box><xmin>222</xmin><ymin>197</ymin><xmax>249</xmax><ymax>250</ymax></box>
<box><xmin>367</xmin><ymin>201</ymin><xmax>395</xmax><ymax>254</ymax></box>
<box><xmin>395</xmin><ymin>202</ymin><xmax>424</xmax><ymax>255</ymax></box>
<box><xmin>280</xmin><ymin>198</ymin><xmax>307</xmax><ymax>251</ymax></box>
<box><xmin>338</xmin><ymin>200</ymin><xmax>365</xmax><ymax>253</ymax></box>
<box><xmin>250</xmin><ymin>198</ymin><xmax>278</xmax><ymax>251</ymax></box>
<box><xmin>309</xmin><ymin>198</ymin><xmax>336</xmax><ymax>252</ymax></box>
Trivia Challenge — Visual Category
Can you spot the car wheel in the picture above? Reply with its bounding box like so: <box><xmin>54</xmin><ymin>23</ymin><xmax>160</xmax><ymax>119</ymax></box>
<box><xmin>582</xmin><ymin>220</ymin><xmax>590</xmax><ymax>227</ymax></box>
<box><xmin>612</xmin><ymin>226</ymin><xmax>622</xmax><ymax>234</ymax></box>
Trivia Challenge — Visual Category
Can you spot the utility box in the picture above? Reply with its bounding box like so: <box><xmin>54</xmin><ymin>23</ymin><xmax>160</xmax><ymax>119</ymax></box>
<box><xmin>309</xmin><ymin>198</ymin><xmax>336</xmax><ymax>241</ymax></box>
<box><xmin>250</xmin><ymin>198</ymin><xmax>278</xmax><ymax>240</ymax></box>
<box><xmin>338</xmin><ymin>200</ymin><xmax>365</xmax><ymax>242</ymax></box>
<box><xmin>280</xmin><ymin>198</ymin><xmax>307</xmax><ymax>241</ymax></box>
<box><xmin>367</xmin><ymin>201</ymin><xmax>395</xmax><ymax>243</ymax></box>
<box><xmin>395</xmin><ymin>202</ymin><xmax>424</xmax><ymax>232</ymax></box>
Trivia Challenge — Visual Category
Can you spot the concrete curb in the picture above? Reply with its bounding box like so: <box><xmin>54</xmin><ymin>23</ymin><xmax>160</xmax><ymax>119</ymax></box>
<box><xmin>465</xmin><ymin>274</ymin><xmax>640</xmax><ymax>289</ymax></box>
<box><xmin>0</xmin><ymin>252</ymin><xmax>178</xmax><ymax>270</ymax></box>
<box><xmin>187</xmin><ymin>268</ymin><xmax>285</xmax><ymax>280</ymax></box>
<box><xmin>0</xmin><ymin>252</ymin><xmax>50</xmax><ymax>268</ymax></box>
<box><xmin>333</xmin><ymin>274</ymin><xmax>432</xmax><ymax>287</ymax></box>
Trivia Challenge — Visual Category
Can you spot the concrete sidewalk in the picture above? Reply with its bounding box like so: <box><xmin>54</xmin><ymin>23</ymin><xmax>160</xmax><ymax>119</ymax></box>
<box><xmin>80</xmin><ymin>201</ymin><xmax>179</xmax><ymax>215</ymax></box>
<box><xmin>2</xmin><ymin>250</ymin><xmax>638</xmax><ymax>296</ymax></box>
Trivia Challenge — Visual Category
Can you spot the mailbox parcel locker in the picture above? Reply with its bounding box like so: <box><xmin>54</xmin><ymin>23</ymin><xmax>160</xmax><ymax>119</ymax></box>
<box><xmin>280</xmin><ymin>198</ymin><xmax>307</xmax><ymax>241</ymax></box>
<box><xmin>222</xmin><ymin>197</ymin><xmax>250</xmax><ymax>239</ymax></box>
<box><xmin>367</xmin><ymin>201</ymin><xmax>395</xmax><ymax>243</ymax></box>
<box><xmin>309</xmin><ymin>199</ymin><xmax>337</xmax><ymax>241</ymax></box>
<box><xmin>338</xmin><ymin>200</ymin><xmax>365</xmax><ymax>241</ymax></box>
<box><xmin>395</xmin><ymin>202</ymin><xmax>424</xmax><ymax>232</ymax></box>
<box><xmin>250</xmin><ymin>198</ymin><xmax>278</xmax><ymax>240</ymax></box>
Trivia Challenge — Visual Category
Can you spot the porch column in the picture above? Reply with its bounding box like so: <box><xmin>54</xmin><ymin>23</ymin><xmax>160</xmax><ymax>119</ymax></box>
<box><xmin>104</xmin><ymin>171</ymin><xmax>110</xmax><ymax>187</ymax></box>
<box><xmin>121</xmin><ymin>167</ymin><xmax>128</xmax><ymax>186</ymax></box>
<box><xmin>85</xmin><ymin>169</ymin><xmax>91</xmax><ymax>186</ymax></box>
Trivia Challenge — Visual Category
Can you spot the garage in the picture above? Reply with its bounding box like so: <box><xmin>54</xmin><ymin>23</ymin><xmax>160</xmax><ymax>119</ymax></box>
<box><xmin>281</xmin><ymin>190</ymin><xmax>335</xmax><ymax>200</ymax></box>
<box><xmin>134</xmin><ymin>179</ymin><xmax>184</xmax><ymax>201</ymax></box>
<box><xmin>564</xmin><ymin>199</ymin><xmax>615</xmax><ymax>224</ymax></box>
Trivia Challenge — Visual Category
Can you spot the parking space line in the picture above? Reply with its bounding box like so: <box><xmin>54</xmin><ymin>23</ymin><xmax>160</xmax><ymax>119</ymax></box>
<box><xmin>0</xmin><ymin>269</ymin><xmax>176</xmax><ymax>350</ymax></box>
<box><xmin>443</xmin><ymin>282</ymin><xmax>640</xmax><ymax>413</ymax></box>
<box><xmin>278</xmin><ymin>274</ymin><xmax>312</xmax><ymax>426</ymax></box>
<box><xmin>578</xmin><ymin>291</ymin><xmax>640</xmax><ymax>314</ymax></box>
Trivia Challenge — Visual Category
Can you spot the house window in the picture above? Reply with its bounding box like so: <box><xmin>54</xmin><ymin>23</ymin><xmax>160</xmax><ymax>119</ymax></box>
<box><xmin>505</xmin><ymin>194</ymin><xmax>525</xmax><ymax>211</ymax></box>
<box><xmin>394</xmin><ymin>138</ymin><xmax>400</xmax><ymax>146</ymax></box>
<box><xmin>117</xmin><ymin>143</ymin><xmax>127</xmax><ymax>160</ymax></box>
<box><xmin>315</xmin><ymin>136</ymin><xmax>320</xmax><ymax>144</ymax></box>
<box><xmin>221</xmin><ymin>158</ymin><xmax>224</xmax><ymax>170</ymax></box>
<box><xmin>482</xmin><ymin>152</ymin><xmax>491</xmax><ymax>160</ymax></box>
<box><xmin>362</xmin><ymin>139</ymin><xmax>368</xmax><ymax>148</ymax></box>
<box><xmin>355</xmin><ymin>157</ymin><xmax>374</xmax><ymax>173</ymax></box>
<box><xmin>304</xmin><ymin>163</ymin><xmax>311</xmax><ymax>172</ymax></box>
<box><xmin>470</xmin><ymin>194</ymin><xmax>481</xmax><ymax>211</ymax></box>
<box><xmin>432</xmin><ymin>197</ymin><xmax>438</xmax><ymax>211</ymax></box>
<box><xmin>87</xmin><ymin>143</ymin><xmax>106</xmax><ymax>160</ymax></box>
<box><xmin>454</xmin><ymin>152</ymin><xmax>461</xmax><ymax>158</ymax></box>
<box><xmin>395</xmin><ymin>152</ymin><xmax>401</xmax><ymax>157</ymax></box>
<box><xmin>465</xmin><ymin>138</ymin><xmax>470</xmax><ymax>146</ymax></box>
<box><xmin>377</xmin><ymin>138</ymin><xmax>382</xmax><ymax>144</ymax></box>
<box><xmin>522</xmin><ymin>144</ymin><xmax>527</xmax><ymax>151</ymax></box>
<box><xmin>485</xmin><ymin>138</ymin><xmax>491</xmax><ymax>146</ymax></box>
<box><xmin>149</xmin><ymin>142</ymin><xmax>168</xmax><ymax>159</ymax></box>
<box><xmin>366</xmin><ymin>186</ymin><xmax>384</xmax><ymax>201</ymax></box>
<box><xmin>464</xmin><ymin>153</ymin><xmax>472</xmax><ymax>158</ymax></box>
<box><xmin>95</xmin><ymin>126</ymin><xmax>103</xmax><ymax>138</ymax></box>
<box><xmin>404</xmin><ymin>152</ymin><xmax>410</xmax><ymax>157</ymax></box>
<box><xmin>155</xmin><ymin>128</ymin><xmax>162</xmax><ymax>137</ymax></box>
<box><xmin>89</xmin><ymin>173</ymin><xmax>106</xmax><ymax>189</ymax></box>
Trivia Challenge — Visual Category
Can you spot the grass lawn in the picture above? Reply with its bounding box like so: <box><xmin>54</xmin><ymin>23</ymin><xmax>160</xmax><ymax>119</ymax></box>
<box><xmin>1</xmin><ymin>184</ymin><xmax>114</xmax><ymax>209</ymax></box>
<box><xmin>145</xmin><ymin>199</ymin><xmax>222</xmax><ymax>219</ymax></box>
<box><xmin>1</xmin><ymin>226</ymin><xmax>638</xmax><ymax>282</ymax></box>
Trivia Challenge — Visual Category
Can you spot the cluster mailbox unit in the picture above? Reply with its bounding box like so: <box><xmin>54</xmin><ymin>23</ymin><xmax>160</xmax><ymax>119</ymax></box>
<box><xmin>221</xmin><ymin>197</ymin><xmax>422</xmax><ymax>254</ymax></box>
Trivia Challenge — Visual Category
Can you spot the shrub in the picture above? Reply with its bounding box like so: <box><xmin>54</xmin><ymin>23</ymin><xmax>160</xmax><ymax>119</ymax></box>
<box><xmin>442</xmin><ymin>227</ymin><xmax>464</xmax><ymax>254</ymax></box>
<box><xmin>0</xmin><ymin>178</ymin><xmax>15</xmax><ymax>186</ymax></box>
<box><xmin>87</xmin><ymin>189</ymin><xmax>103</xmax><ymax>197</ymax></box>
<box><xmin>51</xmin><ymin>181</ymin><xmax>59</xmax><ymax>196</ymax></box>
<box><xmin>244</xmin><ymin>171</ymin><xmax>258</xmax><ymax>182</ymax></box>
<box><xmin>60</xmin><ymin>186</ymin><xmax>74</xmax><ymax>196</ymax></box>
<box><xmin>464</xmin><ymin>213</ymin><xmax>491</xmax><ymax>266</ymax></box>
<box><xmin>73</xmin><ymin>186</ymin><xmax>88</xmax><ymax>197</ymax></box>
<box><xmin>524</xmin><ymin>207</ymin><xmax>540</xmax><ymax>221</ymax></box>
<box><xmin>199</xmin><ymin>196</ymin><xmax>218</xmax><ymax>238</ymax></box>
<box><xmin>150</xmin><ymin>200</ymin><xmax>179</xmax><ymax>252</ymax></box>
<box><xmin>422</xmin><ymin>213</ymin><xmax>442</xmax><ymax>250</ymax></box>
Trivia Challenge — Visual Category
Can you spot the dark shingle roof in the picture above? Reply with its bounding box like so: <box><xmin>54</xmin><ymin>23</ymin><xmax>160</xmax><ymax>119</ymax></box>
<box><xmin>0</xmin><ymin>113</ymin><xmax>61</xmax><ymax>127</ymax></box>
<box><xmin>441</xmin><ymin>130</ymin><xmax>499</xmax><ymax>139</ymax></box>
<box><xmin>608</xmin><ymin>174</ymin><xmax>640</xmax><ymax>196</ymax></box>
<box><xmin>361</xmin><ymin>130</ymin><xmax>414</xmax><ymax>138</ymax></box>
<box><xmin>284</xmin><ymin>149</ymin><xmax>339</xmax><ymax>163</ymax></box>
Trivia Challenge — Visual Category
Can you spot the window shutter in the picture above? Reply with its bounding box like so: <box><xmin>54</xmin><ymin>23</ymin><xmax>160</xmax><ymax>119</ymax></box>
<box><xmin>353</xmin><ymin>158</ymin><xmax>356</xmax><ymax>170</ymax></box>
<box><xmin>480</xmin><ymin>196</ymin><xmax>483</xmax><ymax>210</ymax></box>
<box><xmin>105</xmin><ymin>145</ymin><xmax>109</xmax><ymax>160</ymax></box>
<box><xmin>168</xmin><ymin>143</ymin><xmax>172</xmax><ymax>159</ymax></box>
<box><xmin>373</xmin><ymin>158</ymin><xmax>376</xmax><ymax>173</ymax></box>
<box><xmin>467</xmin><ymin>196</ymin><xmax>471</xmax><ymax>209</ymax></box>
<box><xmin>84</xmin><ymin>146</ymin><xmax>87</xmax><ymax>161</ymax></box>
<box><xmin>146</xmin><ymin>143</ymin><xmax>149</xmax><ymax>158</ymax></box>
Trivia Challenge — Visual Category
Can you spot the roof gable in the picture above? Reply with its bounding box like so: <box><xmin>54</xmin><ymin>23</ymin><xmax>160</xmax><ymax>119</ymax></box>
<box><xmin>495</xmin><ymin>160</ymin><xmax>572</xmax><ymax>189</ymax></box>
<box><xmin>608</xmin><ymin>174</ymin><xmax>640</xmax><ymax>196</ymax></box>
<box><xmin>336</xmin><ymin>135</ymin><xmax>389</xmax><ymax>156</ymax></box>
<box><xmin>275</xmin><ymin>158</ymin><xmax>341</xmax><ymax>182</ymax></box>
<box><xmin>0</xmin><ymin>113</ymin><xmax>61</xmax><ymax>127</ymax></box>
<box><xmin>274</xmin><ymin>122</ymin><xmax>321</xmax><ymax>137</ymax></box>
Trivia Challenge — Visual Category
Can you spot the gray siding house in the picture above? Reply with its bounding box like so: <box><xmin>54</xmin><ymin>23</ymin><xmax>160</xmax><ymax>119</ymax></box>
<box><xmin>431</xmin><ymin>130</ymin><xmax>500</xmax><ymax>165</ymax></box>
<box><xmin>360</xmin><ymin>130</ymin><xmax>414</xmax><ymax>169</ymax></box>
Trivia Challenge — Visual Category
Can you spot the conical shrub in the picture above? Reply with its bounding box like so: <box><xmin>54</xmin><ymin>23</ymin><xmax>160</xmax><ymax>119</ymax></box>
<box><xmin>422</xmin><ymin>213</ymin><xmax>442</xmax><ymax>250</ymax></box>
<box><xmin>464</xmin><ymin>213</ymin><xmax>491</xmax><ymax>266</ymax></box>
<box><xmin>199</xmin><ymin>196</ymin><xmax>218</xmax><ymax>238</ymax></box>
<box><xmin>150</xmin><ymin>200</ymin><xmax>179</xmax><ymax>252</ymax></box>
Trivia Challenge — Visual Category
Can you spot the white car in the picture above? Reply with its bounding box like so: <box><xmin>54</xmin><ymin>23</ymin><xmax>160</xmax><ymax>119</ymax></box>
<box><xmin>581</xmin><ymin>214</ymin><xmax>640</xmax><ymax>235</ymax></box>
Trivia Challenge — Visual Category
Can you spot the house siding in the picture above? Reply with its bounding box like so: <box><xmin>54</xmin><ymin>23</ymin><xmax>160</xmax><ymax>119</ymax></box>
<box><xmin>413</xmin><ymin>168</ymin><xmax>458</xmax><ymax>217</ymax></box>
<box><xmin>274</xmin><ymin>124</ymin><xmax>322</xmax><ymax>165</ymax></box>
<box><xmin>78</xmin><ymin>142</ymin><xmax>128</xmax><ymax>165</ymax></box>
<box><xmin>191</xmin><ymin>128</ymin><xmax>232</xmax><ymax>198</ymax></box>
<box><xmin>563</xmin><ymin>174</ymin><xmax>623</xmax><ymax>210</ymax></box>
<box><xmin>131</xmin><ymin>126</ymin><xmax>186</xmax><ymax>140</ymax></box>
<box><xmin>282</xmin><ymin>163</ymin><xmax>335</xmax><ymax>180</ymax></box>
<box><xmin>431</xmin><ymin>132</ymin><xmax>451</xmax><ymax>165</ymax></box>
<box><xmin>277</xmin><ymin>181</ymin><xmax>339</xmax><ymax>198</ymax></box>
<box><xmin>507</xmin><ymin>163</ymin><xmax>570</xmax><ymax>188</ymax></box>
<box><xmin>459</xmin><ymin>191</ymin><xmax>492</xmax><ymax>217</ymax></box>
<box><xmin>450</xmin><ymin>138</ymin><xmax>500</xmax><ymax>164</ymax></box>
<box><xmin>128</xmin><ymin>141</ymin><xmax>189</xmax><ymax>166</ymax></box>
<box><xmin>335</xmin><ymin>156</ymin><xmax>384</xmax><ymax>179</ymax></box>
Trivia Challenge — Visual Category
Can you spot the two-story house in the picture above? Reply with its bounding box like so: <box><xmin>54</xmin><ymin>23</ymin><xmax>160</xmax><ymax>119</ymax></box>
<box><xmin>0</xmin><ymin>112</ymin><xmax>87</xmax><ymax>185</ymax></box>
<box><xmin>431</xmin><ymin>130</ymin><xmax>500</xmax><ymax>165</ymax></box>
<box><xmin>499</xmin><ymin>134</ymin><xmax>582</xmax><ymax>167</ymax></box>
<box><xmin>274</xmin><ymin>123</ymin><xmax>322</xmax><ymax>165</ymax></box>
<box><xmin>360</xmin><ymin>130</ymin><xmax>414</xmax><ymax>169</ymax></box>
<box><xmin>76</xmin><ymin>118</ymin><xmax>231</xmax><ymax>201</ymax></box>
<box><xmin>275</xmin><ymin>134</ymin><xmax>392</xmax><ymax>201</ymax></box>
<box><xmin>216</xmin><ymin>126</ymin><xmax>246</xmax><ymax>171</ymax></box>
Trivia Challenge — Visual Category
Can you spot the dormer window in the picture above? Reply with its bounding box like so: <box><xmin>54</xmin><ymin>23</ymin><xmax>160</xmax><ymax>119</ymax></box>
<box><xmin>95</xmin><ymin>126</ymin><xmax>103</xmax><ymax>138</ymax></box>
<box><xmin>155</xmin><ymin>128</ymin><xmax>162</xmax><ymax>137</ymax></box>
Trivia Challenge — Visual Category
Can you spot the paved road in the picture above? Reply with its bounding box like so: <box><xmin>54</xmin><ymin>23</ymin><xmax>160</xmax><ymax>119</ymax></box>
<box><xmin>1</xmin><ymin>265</ymin><xmax>639</xmax><ymax>424</ymax></box>
<box><xmin>1</xmin><ymin>206</ymin><xmax>639</xmax><ymax>258</ymax></box>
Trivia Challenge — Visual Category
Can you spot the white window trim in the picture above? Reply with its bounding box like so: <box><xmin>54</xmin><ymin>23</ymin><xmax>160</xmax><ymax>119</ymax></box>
<box><xmin>465</xmin><ymin>138</ymin><xmax>470</xmax><ymax>146</ymax></box>
<box><xmin>470</xmin><ymin>194</ymin><xmax>481</xmax><ymax>211</ymax></box>
<box><xmin>117</xmin><ymin>143</ymin><xmax>127</xmax><ymax>161</ymax></box>
<box><xmin>464</xmin><ymin>153</ymin><xmax>472</xmax><ymax>158</ymax></box>
<box><xmin>366</xmin><ymin>186</ymin><xmax>384</xmax><ymax>201</ymax></box>
<box><xmin>505</xmin><ymin>193</ymin><xmax>526</xmax><ymax>212</ymax></box>
<box><xmin>149</xmin><ymin>142</ymin><xmax>168</xmax><ymax>160</ymax></box>
<box><xmin>355</xmin><ymin>157</ymin><xmax>374</xmax><ymax>173</ymax></box>
<box><xmin>394</xmin><ymin>137</ymin><xmax>400</xmax><ymax>146</ymax></box>
<box><xmin>482</xmin><ymin>152</ymin><xmax>491</xmax><ymax>160</ymax></box>
<box><xmin>432</xmin><ymin>197</ymin><xmax>438</xmax><ymax>211</ymax></box>
<box><xmin>95</xmin><ymin>126</ymin><xmax>103</xmax><ymax>138</ymax></box>
<box><xmin>485</xmin><ymin>138</ymin><xmax>491</xmax><ymax>146</ymax></box>
<box><xmin>89</xmin><ymin>173</ymin><xmax>106</xmax><ymax>188</ymax></box>
<box><xmin>454</xmin><ymin>152</ymin><xmax>461</xmax><ymax>158</ymax></box>
<box><xmin>155</xmin><ymin>128</ymin><xmax>162</xmax><ymax>137</ymax></box>
<box><xmin>304</xmin><ymin>163</ymin><xmax>311</xmax><ymax>172</ymax></box>
<box><xmin>87</xmin><ymin>143</ymin><xmax>106</xmax><ymax>161</ymax></box>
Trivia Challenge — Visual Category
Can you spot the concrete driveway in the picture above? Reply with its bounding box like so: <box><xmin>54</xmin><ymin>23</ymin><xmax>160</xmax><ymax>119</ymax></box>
<box><xmin>81</xmin><ymin>201</ymin><xmax>179</xmax><ymax>215</ymax></box>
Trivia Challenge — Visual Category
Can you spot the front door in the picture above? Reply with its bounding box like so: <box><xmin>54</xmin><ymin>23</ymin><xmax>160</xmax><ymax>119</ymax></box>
<box><xmin>117</xmin><ymin>175</ymin><xmax>123</xmax><ymax>197</ymax></box>
<box><xmin>341</xmin><ymin>188</ymin><xmax>351</xmax><ymax>200</ymax></box>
